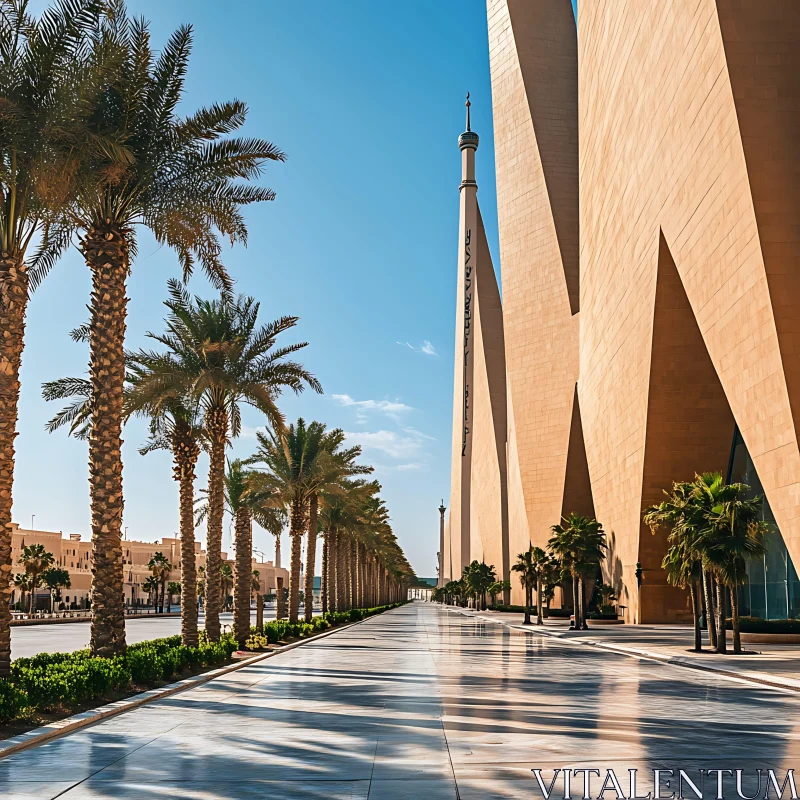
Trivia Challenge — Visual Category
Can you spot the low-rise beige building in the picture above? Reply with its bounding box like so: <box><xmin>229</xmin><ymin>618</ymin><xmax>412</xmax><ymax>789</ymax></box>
<box><xmin>9</xmin><ymin>523</ymin><xmax>288</xmax><ymax>611</ymax></box>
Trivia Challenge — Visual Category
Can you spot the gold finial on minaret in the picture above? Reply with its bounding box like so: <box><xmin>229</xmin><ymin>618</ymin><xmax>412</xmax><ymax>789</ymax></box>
<box><xmin>466</xmin><ymin>92</ymin><xmax>471</xmax><ymax>131</ymax></box>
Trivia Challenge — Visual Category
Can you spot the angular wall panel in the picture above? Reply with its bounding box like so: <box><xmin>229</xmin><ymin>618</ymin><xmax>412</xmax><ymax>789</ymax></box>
<box><xmin>579</xmin><ymin>0</ymin><xmax>800</xmax><ymax>621</ymax></box>
<box><xmin>487</xmin><ymin>0</ymin><xmax>580</xmax><ymax>604</ymax></box>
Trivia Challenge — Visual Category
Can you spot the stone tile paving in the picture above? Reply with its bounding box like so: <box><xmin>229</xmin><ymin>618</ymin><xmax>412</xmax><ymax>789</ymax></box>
<box><xmin>465</xmin><ymin>608</ymin><xmax>800</xmax><ymax>690</ymax></box>
<box><xmin>0</xmin><ymin>603</ymin><xmax>798</xmax><ymax>799</ymax></box>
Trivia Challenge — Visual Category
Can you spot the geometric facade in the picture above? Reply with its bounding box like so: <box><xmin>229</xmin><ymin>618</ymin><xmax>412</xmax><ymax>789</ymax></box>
<box><xmin>446</xmin><ymin>0</ymin><xmax>800</xmax><ymax>622</ymax></box>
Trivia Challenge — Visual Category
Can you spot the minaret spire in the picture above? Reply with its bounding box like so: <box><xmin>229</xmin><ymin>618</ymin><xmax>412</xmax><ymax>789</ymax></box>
<box><xmin>466</xmin><ymin>92</ymin><xmax>472</xmax><ymax>131</ymax></box>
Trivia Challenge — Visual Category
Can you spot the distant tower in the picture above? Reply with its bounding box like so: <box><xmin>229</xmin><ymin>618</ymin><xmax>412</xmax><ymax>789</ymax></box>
<box><xmin>438</xmin><ymin>500</ymin><xmax>446</xmax><ymax>587</ymax></box>
<box><xmin>448</xmin><ymin>94</ymin><xmax>480</xmax><ymax>577</ymax></box>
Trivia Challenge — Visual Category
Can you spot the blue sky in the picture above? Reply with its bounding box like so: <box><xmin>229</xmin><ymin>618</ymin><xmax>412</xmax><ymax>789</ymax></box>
<box><xmin>17</xmin><ymin>0</ymin><xmax>511</xmax><ymax>577</ymax></box>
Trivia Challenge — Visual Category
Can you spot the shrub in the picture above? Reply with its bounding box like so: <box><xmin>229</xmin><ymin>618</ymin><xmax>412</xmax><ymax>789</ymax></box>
<box><xmin>0</xmin><ymin>679</ymin><xmax>30</xmax><ymax>723</ymax></box>
<box><xmin>725</xmin><ymin>617</ymin><xmax>800</xmax><ymax>634</ymax></box>
<box><xmin>245</xmin><ymin>633</ymin><xmax>269</xmax><ymax>651</ymax></box>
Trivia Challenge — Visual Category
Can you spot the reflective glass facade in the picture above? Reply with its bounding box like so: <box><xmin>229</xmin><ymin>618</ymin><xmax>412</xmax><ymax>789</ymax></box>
<box><xmin>728</xmin><ymin>428</ymin><xmax>800</xmax><ymax>620</ymax></box>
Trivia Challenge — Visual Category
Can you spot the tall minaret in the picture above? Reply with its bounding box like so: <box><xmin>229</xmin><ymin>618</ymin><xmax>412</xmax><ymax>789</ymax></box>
<box><xmin>448</xmin><ymin>95</ymin><xmax>480</xmax><ymax>578</ymax></box>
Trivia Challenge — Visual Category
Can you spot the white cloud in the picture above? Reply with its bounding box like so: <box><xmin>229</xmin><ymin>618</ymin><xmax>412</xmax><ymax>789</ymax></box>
<box><xmin>344</xmin><ymin>429</ymin><xmax>427</xmax><ymax>460</ymax></box>
<box><xmin>332</xmin><ymin>394</ymin><xmax>413</xmax><ymax>423</ymax></box>
<box><xmin>238</xmin><ymin>424</ymin><xmax>265</xmax><ymax>439</ymax></box>
<box><xmin>396</xmin><ymin>463</ymin><xmax>423</xmax><ymax>471</ymax></box>
<box><xmin>397</xmin><ymin>340</ymin><xmax>438</xmax><ymax>357</ymax></box>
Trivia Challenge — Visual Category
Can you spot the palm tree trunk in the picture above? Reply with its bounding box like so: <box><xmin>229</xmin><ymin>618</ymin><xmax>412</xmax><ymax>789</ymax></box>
<box><xmin>274</xmin><ymin>534</ymin><xmax>281</xmax><ymax>569</ymax></box>
<box><xmin>328</xmin><ymin>529</ymin><xmax>337</xmax><ymax>613</ymax></box>
<box><xmin>0</xmin><ymin>254</ymin><xmax>27</xmax><ymax>676</ymax></box>
<box><xmin>84</xmin><ymin>225</ymin><xmax>129</xmax><ymax>657</ymax></box>
<box><xmin>337</xmin><ymin>532</ymin><xmax>347</xmax><ymax>610</ymax></box>
<box><xmin>175</xmin><ymin>432</ymin><xmax>200</xmax><ymax>647</ymax></box>
<box><xmin>702</xmin><ymin>566</ymin><xmax>717</xmax><ymax>649</ymax></box>
<box><xmin>304</xmin><ymin>495</ymin><xmax>318</xmax><ymax>623</ymax></box>
<box><xmin>288</xmin><ymin>500</ymin><xmax>305</xmax><ymax>623</ymax></box>
<box><xmin>349</xmin><ymin>539</ymin><xmax>356</xmax><ymax>609</ymax></box>
<box><xmin>536</xmin><ymin>576</ymin><xmax>544</xmax><ymax>625</ymax></box>
<box><xmin>715</xmin><ymin>577</ymin><xmax>727</xmax><ymax>653</ymax></box>
<box><xmin>523</xmin><ymin>582</ymin><xmax>531</xmax><ymax>624</ymax></box>
<box><xmin>730</xmin><ymin>587</ymin><xmax>742</xmax><ymax>654</ymax></box>
<box><xmin>691</xmin><ymin>579</ymin><xmax>702</xmax><ymax>652</ymax></box>
<box><xmin>234</xmin><ymin>506</ymin><xmax>252</xmax><ymax>648</ymax></box>
<box><xmin>321</xmin><ymin>531</ymin><xmax>328</xmax><ymax>614</ymax></box>
<box><xmin>276</xmin><ymin>576</ymin><xmax>285</xmax><ymax>619</ymax></box>
<box><xmin>572</xmin><ymin>575</ymin><xmax>579</xmax><ymax>629</ymax></box>
<box><xmin>579</xmin><ymin>576</ymin><xmax>588</xmax><ymax>629</ymax></box>
<box><xmin>205</xmin><ymin>408</ymin><xmax>228</xmax><ymax>641</ymax></box>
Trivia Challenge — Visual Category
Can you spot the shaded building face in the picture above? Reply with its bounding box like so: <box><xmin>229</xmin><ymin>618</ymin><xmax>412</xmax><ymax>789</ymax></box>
<box><xmin>445</xmin><ymin>0</ymin><xmax>800</xmax><ymax>620</ymax></box>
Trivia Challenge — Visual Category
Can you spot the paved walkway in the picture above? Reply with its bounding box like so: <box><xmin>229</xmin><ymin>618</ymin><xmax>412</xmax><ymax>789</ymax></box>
<box><xmin>462</xmin><ymin>609</ymin><xmax>800</xmax><ymax>691</ymax></box>
<box><xmin>1</xmin><ymin>603</ymin><xmax>799</xmax><ymax>799</ymax></box>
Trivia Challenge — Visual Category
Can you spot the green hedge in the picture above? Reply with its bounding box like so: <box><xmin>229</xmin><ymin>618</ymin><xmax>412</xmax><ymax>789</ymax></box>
<box><xmin>2</xmin><ymin>631</ymin><xmax>239</xmax><ymax>723</ymax></box>
<box><xmin>0</xmin><ymin>602</ymin><xmax>404</xmax><ymax>725</ymax></box>
<box><xmin>244</xmin><ymin>602</ymin><xmax>404</xmax><ymax>651</ymax></box>
<box><xmin>725</xmin><ymin>617</ymin><xmax>800</xmax><ymax>634</ymax></box>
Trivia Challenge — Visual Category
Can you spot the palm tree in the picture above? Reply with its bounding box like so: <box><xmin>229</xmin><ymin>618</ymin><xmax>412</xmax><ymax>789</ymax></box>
<box><xmin>196</xmin><ymin>457</ymin><xmax>285</xmax><ymax>647</ymax></box>
<box><xmin>318</xmin><ymin>478</ymin><xmax>378</xmax><ymax>613</ymax></box>
<box><xmin>13</xmin><ymin>572</ymin><xmax>32</xmax><ymax>614</ymax></box>
<box><xmin>167</xmin><ymin>581</ymin><xmax>181</xmax><ymax>613</ymax></box>
<box><xmin>0</xmin><ymin>0</ymin><xmax>104</xmax><ymax>677</ymax></box>
<box><xmin>42</xmin><ymin>566</ymin><xmax>71</xmax><ymax>612</ymax></box>
<box><xmin>18</xmin><ymin>544</ymin><xmax>55</xmax><ymax>616</ymax></box>
<box><xmin>247</xmin><ymin>420</ymin><xmax>323</xmax><ymax>622</ymax></box>
<box><xmin>464</xmin><ymin>561</ymin><xmax>496</xmax><ymax>611</ymax></box>
<box><xmin>528</xmin><ymin>547</ymin><xmax>557</xmax><ymax>625</ymax></box>
<box><xmin>34</xmin><ymin>5</ymin><xmax>286</xmax><ymax>658</ymax></box>
<box><xmin>132</xmin><ymin>395</ymin><xmax>204</xmax><ymax>645</ymax></box>
<box><xmin>146</xmin><ymin>551</ymin><xmax>172</xmax><ymax>613</ymax></box>
<box><xmin>512</xmin><ymin>547</ymin><xmax>537</xmax><ymax>624</ymax></box>
<box><xmin>304</xmin><ymin>429</ymin><xmax>370</xmax><ymax>622</ymax></box>
<box><xmin>126</xmin><ymin>282</ymin><xmax>320</xmax><ymax>640</ymax></box>
<box><xmin>220</xmin><ymin>562</ymin><xmax>233</xmax><ymax>612</ymax></box>
<box><xmin>699</xmin><ymin>481</ymin><xmax>768</xmax><ymax>654</ymax></box>
<box><xmin>644</xmin><ymin>481</ymin><xmax>705</xmax><ymax>652</ymax></box>
<box><xmin>142</xmin><ymin>574</ymin><xmax>159</xmax><ymax>610</ymax></box>
<box><xmin>549</xmin><ymin>514</ymin><xmax>606</xmax><ymax>630</ymax></box>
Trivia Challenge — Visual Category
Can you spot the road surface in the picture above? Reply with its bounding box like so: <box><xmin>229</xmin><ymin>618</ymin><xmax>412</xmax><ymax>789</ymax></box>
<box><xmin>11</xmin><ymin>608</ymin><xmax>318</xmax><ymax>659</ymax></box>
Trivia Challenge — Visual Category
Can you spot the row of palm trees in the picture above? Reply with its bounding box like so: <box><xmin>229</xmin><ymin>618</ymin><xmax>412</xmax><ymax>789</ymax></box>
<box><xmin>47</xmin><ymin>287</ymin><xmax>415</xmax><ymax>648</ymax></box>
<box><xmin>436</xmin><ymin>473</ymin><xmax>767</xmax><ymax>653</ymax></box>
<box><xmin>644</xmin><ymin>471</ymin><xmax>768</xmax><ymax>654</ymax></box>
<box><xmin>0</xmin><ymin>0</ymin><xmax>414</xmax><ymax>673</ymax></box>
<box><xmin>12</xmin><ymin>543</ymin><xmax>71</xmax><ymax>614</ymax></box>
<box><xmin>434</xmin><ymin>514</ymin><xmax>608</xmax><ymax>629</ymax></box>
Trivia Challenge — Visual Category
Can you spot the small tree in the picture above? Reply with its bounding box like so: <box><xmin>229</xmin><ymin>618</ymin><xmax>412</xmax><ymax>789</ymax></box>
<box><xmin>18</xmin><ymin>544</ymin><xmax>55</xmax><ymax>617</ymax></box>
<box><xmin>644</xmin><ymin>480</ymin><xmax>705</xmax><ymax>652</ymax></box>
<box><xmin>42</xmin><ymin>567</ymin><xmax>71</xmax><ymax>612</ymax></box>
<box><xmin>142</xmin><ymin>575</ymin><xmax>160</xmax><ymax>609</ymax></box>
<box><xmin>147</xmin><ymin>552</ymin><xmax>173</xmax><ymax>613</ymax></box>
<box><xmin>220</xmin><ymin>563</ymin><xmax>234</xmax><ymax>611</ymax></box>
<box><xmin>167</xmin><ymin>581</ymin><xmax>182</xmax><ymax>613</ymax></box>
<box><xmin>13</xmin><ymin>573</ymin><xmax>32</xmax><ymax>613</ymax></box>
<box><xmin>487</xmin><ymin>580</ymin><xmax>510</xmax><ymax>608</ymax></box>
<box><xmin>464</xmin><ymin>561</ymin><xmax>496</xmax><ymax>610</ymax></box>
<box><xmin>511</xmin><ymin>547</ymin><xmax>537</xmax><ymax>625</ymax></box>
<box><xmin>549</xmin><ymin>514</ymin><xmax>606</xmax><ymax>630</ymax></box>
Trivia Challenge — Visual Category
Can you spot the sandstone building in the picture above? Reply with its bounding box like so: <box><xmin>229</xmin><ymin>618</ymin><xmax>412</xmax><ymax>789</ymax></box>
<box><xmin>9</xmin><ymin>523</ymin><xmax>288</xmax><ymax>611</ymax></box>
<box><xmin>444</xmin><ymin>0</ymin><xmax>800</xmax><ymax>623</ymax></box>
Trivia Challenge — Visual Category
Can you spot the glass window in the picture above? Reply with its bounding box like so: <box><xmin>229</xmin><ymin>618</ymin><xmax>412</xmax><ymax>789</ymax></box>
<box><xmin>728</xmin><ymin>427</ymin><xmax>799</xmax><ymax>619</ymax></box>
